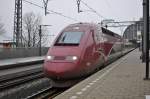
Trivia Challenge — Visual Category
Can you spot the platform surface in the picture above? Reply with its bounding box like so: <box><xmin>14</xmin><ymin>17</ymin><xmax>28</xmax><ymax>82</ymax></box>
<box><xmin>0</xmin><ymin>56</ymin><xmax>44</xmax><ymax>67</ymax></box>
<box><xmin>54</xmin><ymin>49</ymin><xmax>150</xmax><ymax>99</ymax></box>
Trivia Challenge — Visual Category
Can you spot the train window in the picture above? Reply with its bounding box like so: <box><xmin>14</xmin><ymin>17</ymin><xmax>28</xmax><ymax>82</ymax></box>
<box><xmin>55</xmin><ymin>31</ymin><xmax>83</xmax><ymax>46</ymax></box>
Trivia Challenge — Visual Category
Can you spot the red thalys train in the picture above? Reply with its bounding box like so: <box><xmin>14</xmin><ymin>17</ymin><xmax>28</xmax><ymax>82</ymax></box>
<box><xmin>43</xmin><ymin>23</ymin><xmax>123</xmax><ymax>87</ymax></box>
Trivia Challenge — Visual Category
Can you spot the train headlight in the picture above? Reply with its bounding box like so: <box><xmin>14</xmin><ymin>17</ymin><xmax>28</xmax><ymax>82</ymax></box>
<box><xmin>66</xmin><ymin>56</ymin><xmax>78</xmax><ymax>61</ymax></box>
<box><xmin>46</xmin><ymin>55</ymin><xmax>54</xmax><ymax>61</ymax></box>
<box><xmin>72</xmin><ymin>56</ymin><xmax>78</xmax><ymax>60</ymax></box>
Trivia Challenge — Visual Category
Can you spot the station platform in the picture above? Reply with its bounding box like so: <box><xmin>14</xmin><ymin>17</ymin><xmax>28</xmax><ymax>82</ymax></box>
<box><xmin>54</xmin><ymin>49</ymin><xmax>150</xmax><ymax>99</ymax></box>
<box><xmin>0</xmin><ymin>56</ymin><xmax>45</xmax><ymax>69</ymax></box>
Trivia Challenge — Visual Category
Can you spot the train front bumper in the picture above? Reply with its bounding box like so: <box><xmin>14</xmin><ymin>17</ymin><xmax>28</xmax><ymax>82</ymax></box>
<box><xmin>43</xmin><ymin>61</ymin><xmax>84</xmax><ymax>79</ymax></box>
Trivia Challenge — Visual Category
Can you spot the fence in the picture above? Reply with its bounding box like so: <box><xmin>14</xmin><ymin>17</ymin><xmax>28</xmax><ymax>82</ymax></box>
<box><xmin>0</xmin><ymin>47</ymin><xmax>49</xmax><ymax>59</ymax></box>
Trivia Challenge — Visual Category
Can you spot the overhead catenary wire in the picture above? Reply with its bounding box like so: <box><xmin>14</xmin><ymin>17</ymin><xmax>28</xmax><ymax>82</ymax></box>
<box><xmin>80</xmin><ymin>0</ymin><xmax>106</xmax><ymax>19</ymax></box>
<box><xmin>23</xmin><ymin>0</ymin><xmax>79</xmax><ymax>22</ymax></box>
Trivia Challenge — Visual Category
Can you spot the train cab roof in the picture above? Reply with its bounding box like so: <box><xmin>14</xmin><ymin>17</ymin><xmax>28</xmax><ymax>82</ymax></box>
<box><xmin>63</xmin><ymin>23</ymin><xmax>99</xmax><ymax>32</ymax></box>
<box><xmin>60</xmin><ymin>22</ymin><xmax>122</xmax><ymax>39</ymax></box>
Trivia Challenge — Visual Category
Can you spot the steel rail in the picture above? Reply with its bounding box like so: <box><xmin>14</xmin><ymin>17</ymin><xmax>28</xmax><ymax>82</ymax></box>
<box><xmin>25</xmin><ymin>87</ymin><xmax>67</xmax><ymax>99</ymax></box>
<box><xmin>0</xmin><ymin>67</ymin><xmax>42</xmax><ymax>82</ymax></box>
<box><xmin>0</xmin><ymin>72</ymin><xmax>44</xmax><ymax>90</ymax></box>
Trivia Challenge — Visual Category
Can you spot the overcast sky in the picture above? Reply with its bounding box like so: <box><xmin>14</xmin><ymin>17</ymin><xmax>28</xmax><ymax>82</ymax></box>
<box><xmin>0</xmin><ymin>0</ymin><xmax>142</xmax><ymax>45</ymax></box>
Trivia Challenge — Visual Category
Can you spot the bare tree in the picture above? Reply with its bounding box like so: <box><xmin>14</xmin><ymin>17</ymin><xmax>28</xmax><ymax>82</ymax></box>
<box><xmin>0</xmin><ymin>18</ymin><xmax>6</xmax><ymax>35</ymax></box>
<box><xmin>22</xmin><ymin>12</ymin><xmax>47</xmax><ymax>47</ymax></box>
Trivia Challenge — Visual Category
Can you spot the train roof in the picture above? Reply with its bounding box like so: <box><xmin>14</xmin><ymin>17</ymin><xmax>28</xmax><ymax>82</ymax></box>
<box><xmin>67</xmin><ymin>22</ymin><xmax>98</xmax><ymax>28</ymax></box>
<box><xmin>62</xmin><ymin>22</ymin><xmax>97</xmax><ymax>31</ymax></box>
<box><xmin>64</xmin><ymin>22</ymin><xmax>122</xmax><ymax>38</ymax></box>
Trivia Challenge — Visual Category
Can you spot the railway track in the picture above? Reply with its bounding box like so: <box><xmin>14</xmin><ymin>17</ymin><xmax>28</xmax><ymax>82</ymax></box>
<box><xmin>0</xmin><ymin>58</ymin><xmax>67</xmax><ymax>99</ymax></box>
<box><xmin>0</xmin><ymin>72</ymin><xmax>44</xmax><ymax>90</ymax></box>
<box><xmin>0</xmin><ymin>62</ymin><xmax>43</xmax><ymax>90</ymax></box>
<box><xmin>25</xmin><ymin>87</ymin><xmax>67</xmax><ymax>99</ymax></box>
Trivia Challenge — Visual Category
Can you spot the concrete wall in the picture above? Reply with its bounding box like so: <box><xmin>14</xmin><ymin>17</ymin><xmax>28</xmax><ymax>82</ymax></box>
<box><xmin>0</xmin><ymin>47</ymin><xmax>49</xmax><ymax>59</ymax></box>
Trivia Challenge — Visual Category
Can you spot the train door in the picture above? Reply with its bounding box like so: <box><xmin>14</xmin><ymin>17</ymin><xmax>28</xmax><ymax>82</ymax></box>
<box><xmin>83</xmin><ymin>29</ymin><xmax>98</xmax><ymax>74</ymax></box>
<box><xmin>91</xmin><ymin>29</ymin><xmax>102</xmax><ymax>68</ymax></box>
<box><xmin>95</xmin><ymin>27</ymin><xmax>106</xmax><ymax>65</ymax></box>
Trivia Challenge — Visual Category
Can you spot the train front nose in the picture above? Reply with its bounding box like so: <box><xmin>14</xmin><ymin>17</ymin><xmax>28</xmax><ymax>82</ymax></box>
<box><xmin>43</xmin><ymin>56</ymin><xmax>80</xmax><ymax>79</ymax></box>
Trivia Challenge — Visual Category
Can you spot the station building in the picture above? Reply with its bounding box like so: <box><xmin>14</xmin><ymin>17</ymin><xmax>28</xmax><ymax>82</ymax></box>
<box><xmin>123</xmin><ymin>18</ymin><xmax>143</xmax><ymax>44</ymax></box>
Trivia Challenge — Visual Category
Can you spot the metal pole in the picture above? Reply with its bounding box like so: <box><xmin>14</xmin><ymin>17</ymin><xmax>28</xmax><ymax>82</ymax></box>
<box><xmin>142</xmin><ymin>31</ymin><xmax>144</xmax><ymax>62</ymax></box>
<box><xmin>143</xmin><ymin>0</ymin><xmax>149</xmax><ymax>79</ymax></box>
<box><xmin>143</xmin><ymin>0</ymin><xmax>146</xmax><ymax>62</ymax></box>
<box><xmin>39</xmin><ymin>25</ymin><xmax>42</xmax><ymax>56</ymax></box>
<box><xmin>145</xmin><ymin>0</ymin><xmax>149</xmax><ymax>79</ymax></box>
<box><xmin>14</xmin><ymin>0</ymin><xmax>22</xmax><ymax>47</ymax></box>
<box><xmin>39</xmin><ymin>25</ymin><xmax>52</xmax><ymax>56</ymax></box>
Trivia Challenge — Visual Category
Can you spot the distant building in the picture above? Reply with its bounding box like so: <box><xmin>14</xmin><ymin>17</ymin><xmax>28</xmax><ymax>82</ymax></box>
<box><xmin>0</xmin><ymin>33</ymin><xmax>14</xmax><ymax>48</ymax></box>
<box><xmin>0</xmin><ymin>40</ymin><xmax>15</xmax><ymax>48</ymax></box>
<box><xmin>123</xmin><ymin>18</ymin><xmax>143</xmax><ymax>46</ymax></box>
